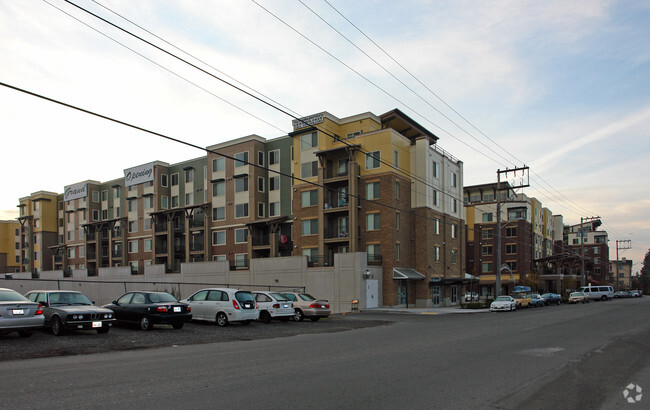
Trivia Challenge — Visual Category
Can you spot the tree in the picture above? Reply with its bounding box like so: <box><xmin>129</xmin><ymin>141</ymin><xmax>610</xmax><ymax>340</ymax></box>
<box><xmin>641</xmin><ymin>249</ymin><xmax>650</xmax><ymax>294</ymax></box>
<box><xmin>521</xmin><ymin>271</ymin><xmax>540</xmax><ymax>291</ymax></box>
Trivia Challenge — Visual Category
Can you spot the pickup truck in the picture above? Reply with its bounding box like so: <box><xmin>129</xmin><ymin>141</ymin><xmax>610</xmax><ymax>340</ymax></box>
<box><xmin>512</xmin><ymin>293</ymin><xmax>533</xmax><ymax>308</ymax></box>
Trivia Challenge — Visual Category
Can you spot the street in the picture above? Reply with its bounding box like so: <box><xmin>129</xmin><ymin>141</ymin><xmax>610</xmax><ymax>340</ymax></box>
<box><xmin>1</xmin><ymin>298</ymin><xmax>648</xmax><ymax>409</ymax></box>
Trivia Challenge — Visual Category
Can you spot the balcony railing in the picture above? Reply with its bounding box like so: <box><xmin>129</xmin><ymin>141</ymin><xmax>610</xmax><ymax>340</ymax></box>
<box><xmin>189</xmin><ymin>243</ymin><xmax>204</xmax><ymax>252</ymax></box>
<box><xmin>189</xmin><ymin>217</ymin><xmax>205</xmax><ymax>229</ymax></box>
<box><xmin>252</xmin><ymin>235</ymin><xmax>270</xmax><ymax>247</ymax></box>
<box><xmin>324</xmin><ymin>165</ymin><xmax>348</xmax><ymax>179</ymax></box>
<box><xmin>324</xmin><ymin>228</ymin><xmax>349</xmax><ymax>240</ymax></box>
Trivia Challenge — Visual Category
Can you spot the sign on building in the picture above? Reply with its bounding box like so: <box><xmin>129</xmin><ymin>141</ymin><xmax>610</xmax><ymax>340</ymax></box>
<box><xmin>63</xmin><ymin>182</ymin><xmax>87</xmax><ymax>201</ymax></box>
<box><xmin>292</xmin><ymin>113</ymin><xmax>323</xmax><ymax>130</ymax></box>
<box><xmin>124</xmin><ymin>163</ymin><xmax>155</xmax><ymax>187</ymax></box>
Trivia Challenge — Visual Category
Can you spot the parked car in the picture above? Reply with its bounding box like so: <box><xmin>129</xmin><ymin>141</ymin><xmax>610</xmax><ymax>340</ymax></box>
<box><xmin>568</xmin><ymin>292</ymin><xmax>590</xmax><ymax>304</ymax></box>
<box><xmin>0</xmin><ymin>288</ymin><xmax>44</xmax><ymax>337</ymax></box>
<box><xmin>489</xmin><ymin>295</ymin><xmax>517</xmax><ymax>312</ymax></box>
<box><xmin>528</xmin><ymin>293</ymin><xmax>545</xmax><ymax>308</ymax></box>
<box><xmin>103</xmin><ymin>291</ymin><xmax>191</xmax><ymax>331</ymax></box>
<box><xmin>252</xmin><ymin>291</ymin><xmax>293</xmax><ymax>323</ymax></box>
<box><xmin>540</xmin><ymin>293</ymin><xmax>561</xmax><ymax>305</ymax></box>
<box><xmin>578</xmin><ymin>286</ymin><xmax>614</xmax><ymax>301</ymax></box>
<box><xmin>463</xmin><ymin>292</ymin><xmax>479</xmax><ymax>302</ymax></box>
<box><xmin>181</xmin><ymin>288</ymin><xmax>258</xmax><ymax>327</ymax></box>
<box><xmin>629</xmin><ymin>289</ymin><xmax>643</xmax><ymax>298</ymax></box>
<box><xmin>282</xmin><ymin>292</ymin><xmax>330</xmax><ymax>322</ymax></box>
<box><xmin>614</xmin><ymin>290</ymin><xmax>627</xmax><ymax>298</ymax></box>
<box><xmin>25</xmin><ymin>290</ymin><xmax>114</xmax><ymax>335</ymax></box>
<box><xmin>512</xmin><ymin>293</ymin><xmax>533</xmax><ymax>309</ymax></box>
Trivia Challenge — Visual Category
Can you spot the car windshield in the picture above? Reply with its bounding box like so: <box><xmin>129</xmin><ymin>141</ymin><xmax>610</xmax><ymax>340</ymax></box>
<box><xmin>571</xmin><ymin>292</ymin><xmax>583</xmax><ymax>296</ymax></box>
<box><xmin>49</xmin><ymin>292</ymin><xmax>92</xmax><ymax>305</ymax></box>
<box><xmin>541</xmin><ymin>294</ymin><xmax>551</xmax><ymax>298</ymax></box>
<box><xmin>495</xmin><ymin>296</ymin><xmax>510</xmax><ymax>301</ymax></box>
<box><xmin>299</xmin><ymin>293</ymin><xmax>316</xmax><ymax>301</ymax></box>
<box><xmin>0</xmin><ymin>289</ymin><xmax>28</xmax><ymax>302</ymax></box>
<box><xmin>283</xmin><ymin>294</ymin><xmax>297</xmax><ymax>301</ymax></box>
<box><xmin>149</xmin><ymin>293</ymin><xmax>178</xmax><ymax>303</ymax></box>
<box><xmin>235</xmin><ymin>291</ymin><xmax>254</xmax><ymax>302</ymax></box>
<box><xmin>270</xmin><ymin>292</ymin><xmax>290</xmax><ymax>301</ymax></box>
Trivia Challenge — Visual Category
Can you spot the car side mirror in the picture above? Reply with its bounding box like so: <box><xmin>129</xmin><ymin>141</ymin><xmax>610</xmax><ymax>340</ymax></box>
<box><xmin>112</xmin><ymin>301</ymin><xmax>119</xmax><ymax>305</ymax></box>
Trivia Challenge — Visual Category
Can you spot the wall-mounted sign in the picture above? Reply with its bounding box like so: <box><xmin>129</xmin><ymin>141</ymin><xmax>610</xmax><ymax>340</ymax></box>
<box><xmin>64</xmin><ymin>182</ymin><xmax>87</xmax><ymax>201</ymax></box>
<box><xmin>292</xmin><ymin>113</ymin><xmax>323</xmax><ymax>130</ymax></box>
<box><xmin>124</xmin><ymin>163</ymin><xmax>154</xmax><ymax>187</ymax></box>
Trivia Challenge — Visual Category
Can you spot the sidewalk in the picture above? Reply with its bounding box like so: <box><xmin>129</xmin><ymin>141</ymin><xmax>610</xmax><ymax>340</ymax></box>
<box><xmin>362</xmin><ymin>306</ymin><xmax>490</xmax><ymax>315</ymax></box>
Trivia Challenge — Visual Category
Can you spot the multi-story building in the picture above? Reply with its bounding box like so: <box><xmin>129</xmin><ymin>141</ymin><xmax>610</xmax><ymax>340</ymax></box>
<box><xmin>609</xmin><ymin>258</ymin><xmax>632</xmax><ymax>289</ymax></box>
<box><xmin>16</xmin><ymin>191</ymin><xmax>59</xmax><ymax>275</ymax></box>
<box><xmin>291</xmin><ymin>109</ymin><xmax>465</xmax><ymax>307</ymax></box>
<box><xmin>0</xmin><ymin>220</ymin><xmax>21</xmax><ymax>273</ymax></box>
<box><xmin>564</xmin><ymin>220</ymin><xmax>609</xmax><ymax>285</ymax></box>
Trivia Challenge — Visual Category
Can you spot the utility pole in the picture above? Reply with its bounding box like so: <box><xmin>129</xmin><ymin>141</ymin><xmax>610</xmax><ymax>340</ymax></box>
<box><xmin>615</xmin><ymin>239</ymin><xmax>632</xmax><ymax>289</ymax></box>
<box><xmin>580</xmin><ymin>216</ymin><xmax>600</xmax><ymax>287</ymax></box>
<box><xmin>495</xmin><ymin>166</ymin><xmax>529</xmax><ymax>297</ymax></box>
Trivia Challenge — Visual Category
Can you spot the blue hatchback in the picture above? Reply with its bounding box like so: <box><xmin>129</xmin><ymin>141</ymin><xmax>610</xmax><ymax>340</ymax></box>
<box><xmin>540</xmin><ymin>293</ymin><xmax>561</xmax><ymax>305</ymax></box>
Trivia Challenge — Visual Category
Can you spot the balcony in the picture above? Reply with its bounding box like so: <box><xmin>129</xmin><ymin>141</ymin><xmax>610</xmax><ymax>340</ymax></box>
<box><xmin>324</xmin><ymin>227</ymin><xmax>349</xmax><ymax>241</ymax></box>
<box><xmin>189</xmin><ymin>216</ymin><xmax>205</xmax><ymax>229</ymax></box>
<box><xmin>252</xmin><ymin>234</ymin><xmax>270</xmax><ymax>247</ymax></box>
<box><xmin>189</xmin><ymin>243</ymin><xmax>204</xmax><ymax>252</ymax></box>
<box><xmin>324</xmin><ymin>165</ymin><xmax>348</xmax><ymax>180</ymax></box>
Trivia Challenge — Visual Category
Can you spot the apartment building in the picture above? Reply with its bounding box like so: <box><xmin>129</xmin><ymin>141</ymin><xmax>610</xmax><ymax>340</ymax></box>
<box><xmin>610</xmin><ymin>258</ymin><xmax>633</xmax><ymax>289</ymax></box>
<box><xmin>17</xmin><ymin>191</ymin><xmax>59</xmax><ymax>275</ymax></box>
<box><xmin>564</xmin><ymin>220</ymin><xmax>609</xmax><ymax>285</ymax></box>
<box><xmin>291</xmin><ymin>109</ymin><xmax>465</xmax><ymax>307</ymax></box>
<box><xmin>0</xmin><ymin>220</ymin><xmax>20</xmax><ymax>273</ymax></box>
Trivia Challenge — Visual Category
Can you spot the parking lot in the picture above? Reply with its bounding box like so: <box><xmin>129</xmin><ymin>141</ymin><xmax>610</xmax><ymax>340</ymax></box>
<box><xmin>0</xmin><ymin>314</ymin><xmax>389</xmax><ymax>361</ymax></box>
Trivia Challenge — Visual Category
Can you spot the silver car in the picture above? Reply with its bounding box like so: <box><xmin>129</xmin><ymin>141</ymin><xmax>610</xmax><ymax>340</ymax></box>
<box><xmin>0</xmin><ymin>288</ymin><xmax>45</xmax><ymax>337</ymax></box>
<box><xmin>253</xmin><ymin>291</ymin><xmax>294</xmax><ymax>323</ymax></box>
<box><xmin>181</xmin><ymin>288</ymin><xmax>258</xmax><ymax>327</ymax></box>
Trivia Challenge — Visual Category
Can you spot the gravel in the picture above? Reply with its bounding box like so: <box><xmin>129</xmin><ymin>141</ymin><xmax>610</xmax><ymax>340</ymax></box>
<box><xmin>0</xmin><ymin>314</ymin><xmax>390</xmax><ymax>362</ymax></box>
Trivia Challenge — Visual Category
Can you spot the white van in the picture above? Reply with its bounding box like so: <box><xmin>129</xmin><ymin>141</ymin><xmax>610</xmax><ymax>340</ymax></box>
<box><xmin>181</xmin><ymin>288</ymin><xmax>259</xmax><ymax>326</ymax></box>
<box><xmin>578</xmin><ymin>286</ymin><xmax>614</xmax><ymax>301</ymax></box>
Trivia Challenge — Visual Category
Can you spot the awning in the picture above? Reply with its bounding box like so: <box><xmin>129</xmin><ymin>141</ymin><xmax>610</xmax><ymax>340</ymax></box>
<box><xmin>393</xmin><ymin>268</ymin><xmax>425</xmax><ymax>280</ymax></box>
<box><xmin>465</xmin><ymin>273</ymin><xmax>479</xmax><ymax>280</ymax></box>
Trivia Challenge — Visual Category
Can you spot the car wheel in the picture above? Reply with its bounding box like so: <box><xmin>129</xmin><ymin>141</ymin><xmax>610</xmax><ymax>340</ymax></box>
<box><xmin>18</xmin><ymin>330</ymin><xmax>33</xmax><ymax>338</ymax></box>
<box><xmin>601</xmin><ymin>296</ymin><xmax>607</xmax><ymax>301</ymax></box>
<box><xmin>172</xmin><ymin>321</ymin><xmax>184</xmax><ymax>329</ymax></box>
<box><xmin>260</xmin><ymin>311</ymin><xmax>272</xmax><ymax>324</ymax></box>
<box><xmin>310</xmin><ymin>317</ymin><xmax>320</xmax><ymax>322</ymax></box>
<box><xmin>216</xmin><ymin>312</ymin><xmax>228</xmax><ymax>327</ymax></box>
<box><xmin>97</xmin><ymin>326</ymin><xmax>110</xmax><ymax>334</ymax></box>
<box><xmin>52</xmin><ymin>316</ymin><xmax>65</xmax><ymax>336</ymax></box>
<box><xmin>139</xmin><ymin>316</ymin><xmax>152</xmax><ymax>331</ymax></box>
<box><xmin>293</xmin><ymin>309</ymin><xmax>304</xmax><ymax>322</ymax></box>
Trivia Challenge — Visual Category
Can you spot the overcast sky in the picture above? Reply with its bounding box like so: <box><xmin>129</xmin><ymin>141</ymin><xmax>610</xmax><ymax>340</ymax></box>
<box><xmin>1</xmin><ymin>0</ymin><xmax>649</xmax><ymax>270</ymax></box>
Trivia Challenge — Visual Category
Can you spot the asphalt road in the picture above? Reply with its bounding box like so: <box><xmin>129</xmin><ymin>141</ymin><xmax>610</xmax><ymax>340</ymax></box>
<box><xmin>1</xmin><ymin>298</ymin><xmax>648</xmax><ymax>409</ymax></box>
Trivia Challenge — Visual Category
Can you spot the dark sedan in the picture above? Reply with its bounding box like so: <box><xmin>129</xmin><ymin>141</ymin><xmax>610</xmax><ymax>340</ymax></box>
<box><xmin>540</xmin><ymin>293</ymin><xmax>562</xmax><ymax>305</ymax></box>
<box><xmin>103</xmin><ymin>291</ymin><xmax>191</xmax><ymax>331</ymax></box>
<box><xmin>25</xmin><ymin>290</ymin><xmax>115</xmax><ymax>335</ymax></box>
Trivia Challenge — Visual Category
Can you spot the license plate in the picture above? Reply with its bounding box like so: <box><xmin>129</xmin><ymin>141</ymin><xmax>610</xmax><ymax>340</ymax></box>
<box><xmin>92</xmin><ymin>321</ymin><xmax>102</xmax><ymax>328</ymax></box>
<box><xmin>173</xmin><ymin>307</ymin><xmax>181</xmax><ymax>312</ymax></box>
<box><xmin>282</xmin><ymin>304</ymin><xmax>289</xmax><ymax>308</ymax></box>
<box><xmin>12</xmin><ymin>309</ymin><xmax>24</xmax><ymax>315</ymax></box>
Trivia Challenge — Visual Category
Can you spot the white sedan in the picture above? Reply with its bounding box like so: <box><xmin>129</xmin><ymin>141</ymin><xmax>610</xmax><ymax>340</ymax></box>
<box><xmin>489</xmin><ymin>295</ymin><xmax>517</xmax><ymax>312</ymax></box>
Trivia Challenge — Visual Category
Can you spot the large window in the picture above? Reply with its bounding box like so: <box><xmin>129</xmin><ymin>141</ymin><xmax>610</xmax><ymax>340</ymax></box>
<box><xmin>506</xmin><ymin>227</ymin><xmax>516</xmax><ymax>237</ymax></box>
<box><xmin>302</xmin><ymin>219</ymin><xmax>318</xmax><ymax>235</ymax></box>
<box><xmin>365</xmin><ymin>151</ymin><xmax>380</xmax><ymax>170</ymax></box>
<box><xmin>367</xmin><ymin>244</ymin><xmax>381</xmax><ymax>262</ymax></box>
<box><xmin>434</xmin><ymin>218</ymin><xmax>440</xmax><ymax>234</ymax></box>
<box><xmin>212</xmin><ymin>157</ymin><xmax>225</xmax><ymax>172</ymax></box>
<box><xmin>482</xmin><ymin>229</ymin><xmax>493</xmax><ymax>239</ymax></box>
<box><xmin>301</xmin><ymin>190</ymin><xmax>318</xmax><ymax>207</ymax></box>
<box><xmin>366</xmin><ymin>213</ymin><xmax>380</xmax><ymax>231</ymax></box>
<box><xmin>128</xmin><ymin>240</ymin><xmax>138</xmax><ymax>253</ymax></box>
<box><xmin>269</xmin><ymin>150</ymin><xmax>280</xmax><ymax>165</ymax></box>
<box><xmin>301</xmin><ymin>161</ymin><xmax>318</xmax><ymax>178</ymax></box>
<box><xmin>482</xmin><ymin>262</ymin><xmax>493</xmax><ymax>273</ymax></box>
<box><xmin>482</xmin><ymin>245</ymin><xmax>493</xmax><ymax>256</ymax></box>
<box><xmin>482</xmin><ymin>213</ymin><xmax>493</xmax><ymax>222</ymax></box>
<box><xmin>234</xmin><ymin>253</ymin><xmax>248</xmax><ymax>268</ymax></box>
<box><xmin>185</xmin><ymin>169</ymin><xmax>194</xmax><ymax>183</ymax></box>
<box><xmin>235</xmin><ymin>228</ymin><xmax>248</xmax><ymax>243</ymax></box>
<box><xmin>508</xmin><ymin>208</ymin><xmax>527</xmax><ymax>220</ymax></box>
<box><xmin>213</xmin><ymin>207</ymin><xmax>225</xmax><ymax>221</ymax></box>
<box><xmin>213</xmin><ymin>230</ymin><xmax>226</xmax><ymax>246</ymax></box>
<box><xmin>269</xmin><ymin>202</ymin><xmax>280</xmax><ymax>217</ymax></box>
<box><xmin>235</xmin><ymin>203</ymin><xmax>249</xmax><ymax>218</ymax></box>
<box><xmin>434</xmin><ymin>246</ymin><xmax>441</xmax><ymax>261</ymax></box>
<box><xmin>432</xmin><ymin>161</ymin><xmax>439</xmax><ymax>178</ymax></box>
<box><xmin>451</xmin><ymin>249</ymin><xmax>458</xmax><ymax>264</ymax></box>
<box><xmin>300</xmin><ymin>132</ymin><xmax>318</xmax><ymax>150</ymax></box>
<box><xmin>269</xmin><ymin>176</ymin><xmax>280</xmax><ymax>191</ymax></box>
<box><xmin>506</xmin><ymin>244</ymin><xmax>517</xmax><ymax>254</ymax></box>
<box><xmin>213</xmin><ymin>182</ymin><xmax>225</xmax><ymax>196</ymax></box>
<box><xmin>366</xmin><ymin>182</ymin><xmax>380</xmax><ymax>200</ymax></box>
<box><xmin>235</xmin><ymin>177</ymin><xmax>249</xmax><ymax>193</ymax></box>
<box><xmin>451</xmin><ymin>224</ymin><xmax>458</xmax><ymax>239</ymax></box>
<box><xmin>234</xmin><ymin>152</ymin><xmax>248</xmax><ymax>167</ymax></box>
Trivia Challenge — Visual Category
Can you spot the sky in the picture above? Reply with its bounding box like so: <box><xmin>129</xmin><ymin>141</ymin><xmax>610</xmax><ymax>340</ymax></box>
<box><xmin>1</xmin><ymin>0</ymin><xmax>649</xmax><ymax>271</ymax></box>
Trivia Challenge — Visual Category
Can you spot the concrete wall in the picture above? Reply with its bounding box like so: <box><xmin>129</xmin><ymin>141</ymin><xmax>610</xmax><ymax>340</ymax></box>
<box><xmin>0</xmin><ymin>253</ymin><xmax>379</xmax><ymax>314</ymax></box>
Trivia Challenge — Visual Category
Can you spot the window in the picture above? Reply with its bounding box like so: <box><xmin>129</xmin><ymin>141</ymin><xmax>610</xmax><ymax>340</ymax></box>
<box><xmin>451</xmin><ymin>249</ymin><xmax>458</xmax><ymax>264</ymax></box>
<box><xmin>171</xmin><ymin>173</ymin><xmax>179</xmax><ymax>186</ymax></box>
<box><xmin>394</xmin><ymin>180</ymin><xmax>400</xmax><ymax>199</ymax></box>
<box><xmin>115</xmin><ymin>207</ymin><xmax>120</xmax><ymax>217</ymax></box>
<box><xmin>269</xmin><ymin>176</ymin><xmax>280</xmax><ymax>191</ymax></box>
<box><xmin>482</xmin><ymin>229</ymin><xmax>493</xmax><ymax>239</ymax></box>
<box><xmin>346</xmin><ymin>131</ymin><xmax>360</xmax><ymax>139</ymax></box>
<box><xmin>79</xmin><ymin>246</ymin><xmax>85</xmax><ymax>258</ymax></box>
<box><xmin>300</xmin><ymin>132</ymin><xmax>318</xmax><ymax>150</ymax></box>
<box><xmin>451</xmin><ymin>172</ymin><xmax>458</xmax><ymax>188</ymax></box>
<box><xmin>367</xmin><ymin>244</ymin><xmax>381</xmax><ymax>262</ymax></box>
<box><xmin>451</xmin><ymin>224</ymin><xmax>458</xmax><ymax>239</ymax></box>
<box><xmin>506</xmin><ymin>261</ymin><xmax>517</xmax><ymax>272</ymax></box>
<box><xmin>92</xmin><ymin>210</ymin><xmax>99</xmax><ymax>221</ymax></box>
<box><xmin>269</xmin><ymin>202</ymin><xmax>280</xmax><ymax>217</ymax></box>
<box><xmin>235</xmin><ymin>253</ymin><xmax>248</xmax><ymax>268</ymax></box>
<box><xmin>101</xmin><ymin>190</ymin><xmax>107</xmax><ymax>201</ymax></box>
<box><xmin>185</xmin><ymin>192</ymin><xmax>194</xmax><ymax>206</ymax></box>
<box><xmin>394</xmin><ymin>150</ymin><xmax>399</xmax><ymax>167</ymax></box>
<box><xmin>434</xmin><ymin>246</ymin><xmax>441</xmax><ymax>261</ymax></box>
<box><xmin>92</xmin><ymin>191</ymin><xmax>99</xmax><ymax>202</ymax></box>
<box><xmin>433</xmin><ymin>189</ymin><xmax>439</xmax><ymax>206</ymax></box>
<box><xmin>258</xmin><ymin>202</ymin><xmax>264</xmax><ymax>218</ymax></box>
<box><xmin>161</xmin><ymin>174</ymin><xmax>168</xmax><ymax>187</ymax></box>
<box><xmin>145</xmin><ymin>196</ymin><xmax>154</xmax><ymax>209</ymax></box>
<box><xmin>269</xmin><ymin>150</ymin><xmax>280</xmax><ymax>165</ymax></box>
<box><xmin>161</xmin><ymin>196</ymin><xmax>168</xmax><ymax>209</ymax></box>
<box><xmin>235</xmin><ymin>228</ymin><xmax>248</xmax><ymax>243</ymax></box>
<box><xmin>301</xmin><ymin>161</ymin><xmax>318</xmax><ymax>178</ymax></box>
<box><xmin>506</xmin><ymin>244</ymin><xmax>517</xmax><ymax>254</ymax></box>
<box><xmin>185</xmin><ymin>169</ymin><xmax>194</xmax><ymax>183</ymax></box>
<box><xmin>257</xmin><ymin>177</ymin><xmax>264</xmax><ymax>193</ymax></box>
<box><xmin>508</xmin><ymin>208</ymin><xmax>527</xmax><ymax>220</ymax></box>
<box><xmin>234</xmin><ymin>152</ymin><xmax>248</xmax><ymax>167</ymax></box>
<box><xmin>213</xmin><ymin>230</ymin><xmax>226</xmax><ymax>246</ymax></box>
<box><xmin>395</xmin><ymin>212</ymin><xmax>400</xmax><ymax>230</ymax></box>
<box><xmin>128</xmin><ymin>199</ymin><xmax>136</xmax><ymax>212</ymax></box>
<box><xmin>302</xmin><ymin>219</ymin><xmax>318</xmax><ymax>235</ymax></box>
<box><xmin>212</xmin><ymin>157</ymin><xmax>225</xmax><ymax>172</ymax></box>
<box><xmin>213</xmin><ymin>207</ymin><xmax>225</xmax><ymax>221</ymax></box>
<box><xmin>258</xmin><ymin>151</ymin><xmax>264</xmax><ymax>166</ymax></box>
<box><xmin>301</xmin><ymin>190</ymin><xmax>318</xmax><ymax>207</ymax></box>
<box><xmin>432</xmin><ymin>161</ymin><xmax>439</xmax><ymax>178</ymax></box>
<box><xmin>213</xmin><ymin>181</ymin><xmax>225</xmax><ymax>196</ymax></box>
<box><xmin>144</xmin><ymin>239</ymin><xmax>152</xmax><ymax>252</ymax></box>
<box><xmin>395</xmin><ymin>243</ymin><xmax>400</xmax><ymax>261</ymax></box>
<box><xmin>453</xmin><ymin>199</ymin><xmax>458</xmax><ymax>213</ymax></box>
<box><xmin>128</xmin><ymin>240</ymin><xmax>138</xmax><ymax>253</ymax></box>
<box><xmin>366</xmin><ymin>213</ymin><xmax>380</xmax><ymax>231</ymax></box>
<box><xmin>593</xmin><ymin>247</ymin><xmax>600</xmax><ymax>254</ymax></box>
<box><xmin>506</xmin><ymin>227</ymin><xmax>516</xmax><ymax>237</ymax></box>
<box><xmin>235</xmin><ymin>203</ymin><xmax>249</xmax><ymax>218</ymax></box>
<box><xmin>144</xmin><ymin>218</ymin><xmax>152</xmax><ymax>231</ymax></box>
<box><xmin>434</xmin><ymin>218</ymin><xmax>440</xmax><ymax>235</ymax></box>
<box><xmin>213</xmin><ymin>255</ymin><xmax>226</xmax><ymax>262</ymax></box>
<box><xmin>171</xmin><ymin>195</ymin><xmax>179</xmax><ymax>208</ymax></box>
<box><xmin>482</xmin><ymin>245</ymin><xmax>493</xmax><ymax>256</ymax></box>
<box><xmin>365</xmin><ymin>151</ymin><xmax>380</xmax><ymax>170</ymax></box>
<box><xmin>366</xmin><ymin>182</ymin><xmax>380</xmax><ymax>200</ymax></box>
<box><xmin>482</xmin><ymin>262</ymin><xmax>493</xmax><ymax>273</ymax></box>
